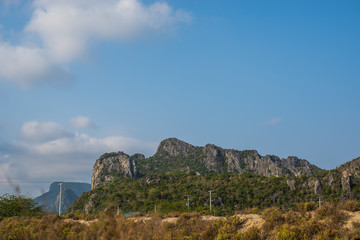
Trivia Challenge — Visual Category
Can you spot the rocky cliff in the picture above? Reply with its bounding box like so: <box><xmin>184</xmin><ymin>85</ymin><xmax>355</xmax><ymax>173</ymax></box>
<box><xmin>91</xmin><ymin>152</ymin><xmax>141</xmax><ymax>189</ymax></box>
<box><xmin>91</xmin><ymin>138</ymin><xmax>322</xmax><ymax>188</ymax></box>
<box><xmin>72</xmin><ymin>139</ymin><xmax>360</xmax><ymax>214</ymax></box>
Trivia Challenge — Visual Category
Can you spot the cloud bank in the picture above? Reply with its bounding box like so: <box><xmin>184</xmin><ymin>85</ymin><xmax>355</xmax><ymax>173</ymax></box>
<box><xmin>21</xmin><ymin>121</ymin><xmax>74</xmax><ymax>142</ymax></box>
<box><xmin>0</xmin><ymin>117</ymin><xmax>158</xmax><ymax>196</ymax></box>
<box><xmin>0</xmin><ymin>0</ymin><xmax>191</xmax><ymax>87</ymax></box>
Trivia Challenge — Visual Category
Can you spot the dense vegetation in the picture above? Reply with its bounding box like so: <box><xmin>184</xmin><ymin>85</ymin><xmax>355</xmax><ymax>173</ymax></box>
<box><xmin>70</xmin><ymin>172</ymin><xmax>348</xmax><ymax>216</ymax></box>
<box><xmin>0</xmin><ymin>194</ymin><xmax>44</xmax><ymax>217</ymax></box>
<box><xmin>2</xmin><ymin>201</ymin><xmax>360</xmax><ymax>239</ymax></box>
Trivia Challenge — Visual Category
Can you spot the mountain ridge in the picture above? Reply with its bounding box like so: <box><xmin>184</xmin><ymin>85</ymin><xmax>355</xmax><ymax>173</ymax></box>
<box><xmin>70</xmin><ymin>138</ymin><xmax>360</xmax><ymax>215</ymax></box>
<box><xmin>91</xmin><ymin>137</ymin><xmax>322</xmax><ymax>189</ymax></box>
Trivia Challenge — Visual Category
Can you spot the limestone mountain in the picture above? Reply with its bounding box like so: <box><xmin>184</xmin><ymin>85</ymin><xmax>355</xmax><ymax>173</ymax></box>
<box><xmin>91</xmin><ymin>138</ymin><xmax>322</xmax><ymax>189</ymax></box>
<box><xmin>71</xmin><ymin>138</ymin><xmax>360</xmax><ymax>215</ymax></box>
<box><xmin>34</xmin><ymin>182</ymin><xmax>90</xmax><ymax>213</ymax></box>
<box><xmin>91</xmin><ymin>152</ymin><xmax>141</xmax><ymax>189</ymax></box>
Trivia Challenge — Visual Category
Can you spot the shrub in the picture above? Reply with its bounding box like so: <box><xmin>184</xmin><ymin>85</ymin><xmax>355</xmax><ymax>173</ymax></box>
<box><xmin>295</xmin><ymin>202</ymin><xmax>316</xmax><ymax>214</ymax></box>
<box><xmin>338</xmin><ymin>200</ymin><xmax>360</xmax><ymax>212</ymax></box>
<box><xmin>0</xmin><ymin>194</ymin><xmax>44</xmax><ymax>217</ymax></box>
<box><xmin>262</xmin><ymin>207</ymin><xmax>285</xmax><ymax>232</ymax></box>
<box><xmin>315</xmin><ymin>202</ymin><xmax>348</xmax><ymax>228</ymax></box>
<box><xmin>274</xmin><ymin>225</ymin><xmax>298</xmax><ymax>240</ymax></box>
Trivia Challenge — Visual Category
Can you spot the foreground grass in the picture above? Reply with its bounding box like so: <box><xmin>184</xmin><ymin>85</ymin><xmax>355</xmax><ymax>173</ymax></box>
<box><xmin>2</xmin><ymin>201</ymin><xmax>360</xmax><ymax>239</ymax></box>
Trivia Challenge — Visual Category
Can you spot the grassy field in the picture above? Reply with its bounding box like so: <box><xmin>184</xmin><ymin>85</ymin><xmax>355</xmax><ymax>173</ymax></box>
<box><xmin>2</xmin><ymin>200</ymin><xmax>360</xmax><ymax>239</ymax></box>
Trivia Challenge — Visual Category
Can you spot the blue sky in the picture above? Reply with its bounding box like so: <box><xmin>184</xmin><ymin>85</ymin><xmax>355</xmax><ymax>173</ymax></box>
<box><xmin>0</xmin><ymin>0</ymin><xmax>359</xmax><ymax>196</ymax></box>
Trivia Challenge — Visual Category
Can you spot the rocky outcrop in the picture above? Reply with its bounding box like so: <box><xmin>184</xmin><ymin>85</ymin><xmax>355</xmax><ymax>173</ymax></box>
<box><xmin>91</xmin><ymin>138</ymin><xmax>324</xmax><ymax>190</ymax></box>
<box><xmin>156</xmin><ymin>138</ymin><xmax>196</xmax><ymax>157</ymax></box>
<box><xmin>281</xmin><ymin>156</ymin><xmax>321</xmax><ymax>176</ymax></box>
<box><xmin>286</xmin><ymin>179</ymin><xmax>296</xmax><ymax>190</ymax></box>
<box><xmin>91</xmin><ymin>152</ymin><xmax>140</xmax><ymax>189</ymax></box>
<box><xmin>155</xmin><ymin>138</ymin><xmax>320</xmax><ymax>177</ymax></box>
<box><xmin>331</xmin><ymin>157</ymin><xmax>360</xmax><ymax>198</ymax></box>
<box><xmin>338</xmin><ymin>157</ymin><xmax>360</xmax><ymax>177</ymax></box>
<box><xmin>303</xmin><ymin>177</ymin><xmax>322</xmax><ymax>195</ymax></box>
<box><xmin>341</xmin><ymin>171</ymin><xmax>353</xmax><ymax>193</ymax></box>
<box><xmin>202</xmin><ymin>144</ymin><xmax>227</xmax><ymax>171</ymax></box>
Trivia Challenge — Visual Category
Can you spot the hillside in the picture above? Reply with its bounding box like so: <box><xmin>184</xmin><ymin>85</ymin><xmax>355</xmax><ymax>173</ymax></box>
<box><xmin>71</xmin><ymin>173</ymin><xmax>316</xmax><ymax>215</ymax></box>
<box><xmin>71</xmin><ymin>138</ymin><xmax>360</xmax><ymax>215</ymax></box>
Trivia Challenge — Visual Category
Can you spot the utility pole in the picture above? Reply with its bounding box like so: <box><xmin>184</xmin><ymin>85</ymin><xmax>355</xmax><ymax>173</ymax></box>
<box><xmin>58</xmin><ymin>182</ymin><xmax>63</xmax><ymax>216</ymax></box>
<box><xmin>209</xmin><ymin>190</ymin><xmax>214</xmax><ymax>212</ymax></box>
<box><xmin>185</xmin><ymin>195</ymin><xmax>190</xmax><ymax>210</ymax></box>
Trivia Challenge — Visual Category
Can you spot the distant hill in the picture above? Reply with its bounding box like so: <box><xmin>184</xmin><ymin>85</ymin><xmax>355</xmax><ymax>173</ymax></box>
<box><xmin>34</xmin><ymin>182</ymin><xmax>90</xmax><ymax>213</ymax></box>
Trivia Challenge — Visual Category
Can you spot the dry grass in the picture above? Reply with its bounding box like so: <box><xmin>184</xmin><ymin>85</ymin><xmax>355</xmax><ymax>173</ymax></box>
<box><xmin>2</xmin><ymin>201</ymin><xmax>360</xmax><ymax>239</ymax></box>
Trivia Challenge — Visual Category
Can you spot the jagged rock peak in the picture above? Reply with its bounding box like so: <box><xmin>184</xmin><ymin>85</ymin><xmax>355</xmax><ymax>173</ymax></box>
<box><xmin>280</xmin><ymin>156</ymin><xmax>322</xmax><ymax>177</ymax></box>
<box><xmin>91</xmin><ymin>151</ymin><xmax>138</xmax><ymax>189</ymax></box>
<box><xmin>90</xmin><ymin>138</ymin><xmax>325</xmax><ymax>189</ymax></box>
<box><xmin>156</xmin><ymin>138</ymin><xmax>196</xmax><ymax>157</ymax></box>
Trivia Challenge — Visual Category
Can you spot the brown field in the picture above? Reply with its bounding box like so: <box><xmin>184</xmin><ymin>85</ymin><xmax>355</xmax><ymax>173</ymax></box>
<box><xmin>1</xmin><ymin>201</ymin><xmax>360</xmax><ymax>239</ymax></box>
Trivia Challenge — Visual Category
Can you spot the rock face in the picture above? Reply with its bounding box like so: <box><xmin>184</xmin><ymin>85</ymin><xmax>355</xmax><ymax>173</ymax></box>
<box><xmin>280</xmin><ymin>156</ymin><xmax>318</xmax><ymax>177</ymax></box>
<box><xmin>153</xmin><ymin>138</ymin><xmax>320</xmax><ymax>177</ymax></box>
<box><xmin>91</xmin><ymin>138</ymin><xmax>322</xmax><ymax>189</ymax></box>
<box><xmin>34</xmin><ymin>182</ymin><xmax>90</xmax><ymax>213</ymax></box>
<box><xmin>303</xmin><ymin>177</ymin><xmax>322</xmax><ymax>195</ymax></box>
<box><xmin>91</xmin><ymin>152</ymin><xmax>141</xmax><ymax>189</ymax></box>
<box><xmin>335</xmin><ymin>157</ymin><xmax>360</xmax><ymax>197</ymax></box>
<box><xmin>157</xmin><ymin>138</ymin><xmax>196</xmax><ymax>157</ymax></box>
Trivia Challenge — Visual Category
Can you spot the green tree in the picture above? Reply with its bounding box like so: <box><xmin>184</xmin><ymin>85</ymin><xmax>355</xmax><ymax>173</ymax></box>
<box><xmin>0</xmin><ymin>194</ymin><xmax>44</xmax><ymax>217</ymax></box>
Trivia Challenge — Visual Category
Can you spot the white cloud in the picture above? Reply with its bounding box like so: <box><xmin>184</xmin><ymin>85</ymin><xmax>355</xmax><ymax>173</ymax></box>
<box><xmin>30</xmin><ymin>133</ymin><xmax>156</xmax><ymax>155</ymax></box>
<box><xmin>0</xmin><ymin>0</ymin><xmax>191</xmax><ymax>87</ymax></box>
<box><xmin>0</xmin><ymin>120</ymin><xmax>158</xmax><ymax>196</ymax></box>
<box><xmin>69</xmin><ymin>116</ymin><xmax>95</xmax><ymax>129</ymax></box>
<box><xmin>0</xmin><ymin>43</ymin><xmax>74</xmax><ymax>87</ymax></box>
<box><xmin>265</xmin><ymin>117</ymin><xmax>283</xmax><ymax>125</ymax></box>
<box><xmin>21</xmin><ymin>121</ymin><xmax>74</xmax><ymax>142</ymax></box>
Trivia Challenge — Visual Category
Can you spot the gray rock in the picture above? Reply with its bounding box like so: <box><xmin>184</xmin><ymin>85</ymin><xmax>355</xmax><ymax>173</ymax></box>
<box><xmin>286</xmin><ymin>179</ymin><xmax>296</xmax><ymax>190</ymax></box>
<box><xmin>91</xmin><ymin>152</ymin><xmax>137</xmax><ymax>189</ymax></box>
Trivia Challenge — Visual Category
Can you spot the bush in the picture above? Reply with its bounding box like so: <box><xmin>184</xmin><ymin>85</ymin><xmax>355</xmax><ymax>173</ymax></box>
<box><xmin>262</xmin><ymin>207</ymin><xmax>285</xmax><ymax>232</ymax></box>
<box><xmin>295</xmin><ymin>202</ymin><xmax>316</xmax><ymax>214</ymax></box>
<box><xmin>338</xmin><ymin>200</ymin><xmax>360</xmax><ymax>212</ymax></box>
<box><xmin>0</xmin><ymin>194</ymin><xmax>44</xmax><ymax>217</ymax></box>
<box><xmin>315</xmin><ymin>202</ymin><xmax>348</xmax><ymax>228</ymax></box>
